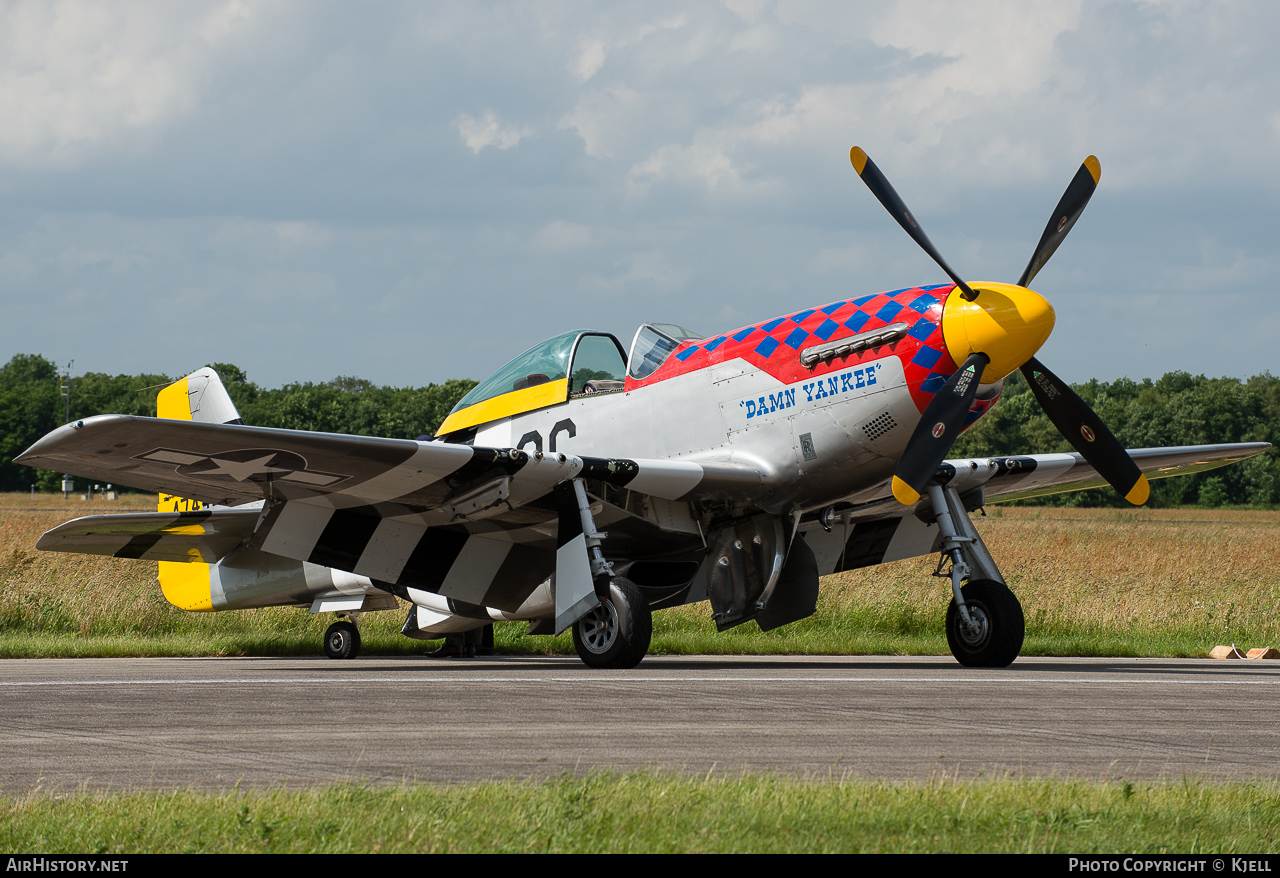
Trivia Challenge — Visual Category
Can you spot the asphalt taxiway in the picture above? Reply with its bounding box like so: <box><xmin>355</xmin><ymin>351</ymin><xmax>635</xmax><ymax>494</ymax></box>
<box><xmin>2</xmin><ymin>655</ymin><xmax>1277</xmax><ymax>790</ymax></box>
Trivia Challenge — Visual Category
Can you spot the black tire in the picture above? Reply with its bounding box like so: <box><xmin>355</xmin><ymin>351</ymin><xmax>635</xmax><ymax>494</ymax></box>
<box><xmin>324</xmin><ymin>620</ymin><xmax>361</xmax><ymax>660</ymax></box>
<box><xmin>945</xmin><ymin>579</ymin><xmax>1024</xmax><ymax>668</ymax></box>
<box><xmin>573</xmin><ymin>578</ymin><xmax>652</xmax><ymax>669</ymax></box>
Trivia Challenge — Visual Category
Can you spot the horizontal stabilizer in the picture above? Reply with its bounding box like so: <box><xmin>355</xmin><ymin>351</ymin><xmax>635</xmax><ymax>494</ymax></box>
<box><xmin>36</xmin><ymin>508</ymin><xmax>259</xmax><ymax>563</ymax></box>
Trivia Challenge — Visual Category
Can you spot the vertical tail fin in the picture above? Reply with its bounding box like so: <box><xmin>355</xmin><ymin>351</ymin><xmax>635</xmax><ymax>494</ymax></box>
<box><xmin>156</xmin><ymin>367</ymin><xmax>242</xmax><ymax>514</ymax></box>
<box><xmin>156</xmin><ymin>367</ymin><xmax>243</xmax><ymax>611</ymax></box>
<box><xmin>157</xmin><ymin>367</ymin><xmax>242</xmax><ymax>426</ymax></box>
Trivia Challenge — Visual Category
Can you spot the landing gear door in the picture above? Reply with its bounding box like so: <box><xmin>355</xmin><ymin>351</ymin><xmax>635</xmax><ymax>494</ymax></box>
<box><xmin>703</xmin><ymin>514</ymin><xmax>786</xmax><ymax>631</ymax></box>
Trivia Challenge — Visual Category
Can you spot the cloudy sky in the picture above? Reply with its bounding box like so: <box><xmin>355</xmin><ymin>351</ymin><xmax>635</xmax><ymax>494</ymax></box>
<box><xmin>1</xmin><ymin>0</ymin><xmax>1276</xmax><ymax>389</ymax></box>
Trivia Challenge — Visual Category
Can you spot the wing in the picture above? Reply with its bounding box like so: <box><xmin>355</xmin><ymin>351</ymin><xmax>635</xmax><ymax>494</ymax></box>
<box><xmin>17</xmin><ymin>415</ymin><xmax>760</xmax><ymax>511</ymax></box>
<box><xmin>815</xmin><ymin>441</ymin><xmax>1270</xmax><ymax>514</ymax></box>
<box><xmin>798</xmin><ymin>442</ymin><xmax>1271</xmax><ymax>576</ymax></box>
<box><xmin>964</xmin><ymin>442</ymin><xmax>1271</xmax><ymax>504</ymax></box>
<box><xmin>18</xmin><ymin>415</ymin><xmax>762</xmax><ymax>615</ymax></box>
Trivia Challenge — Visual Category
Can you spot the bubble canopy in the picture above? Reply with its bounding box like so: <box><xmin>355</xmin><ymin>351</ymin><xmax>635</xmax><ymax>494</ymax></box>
<box><xmin>436</xmin><ymin>329</ymin><xmax>632</xmax><ymax>436</ymax></box>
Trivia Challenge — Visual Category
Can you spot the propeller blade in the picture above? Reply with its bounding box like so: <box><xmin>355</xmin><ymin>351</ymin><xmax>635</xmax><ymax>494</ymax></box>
<box><xmin>892</xmin><ymin>353</ymin><xmax>990</xmax><ymax>505</ymax></box>
<box><xmin>1020</xmin><ymin>356</ymin><xmax>1150</xmax><ymax>505</ymax></box>
<box><xmin>850</xmin><ymin>147</ymin><xmax>979</xmax><ymax>302</ymax></box>
<box><xmin>1016</xmin><ymin>156</ymin><xmax>1101</xmax><ymax>289</ymax></box>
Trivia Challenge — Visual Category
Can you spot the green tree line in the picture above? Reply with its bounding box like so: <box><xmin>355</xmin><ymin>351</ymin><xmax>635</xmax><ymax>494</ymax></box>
<box><xmin>0</xmin><ymin>355</ymin><xmax>475</xmax><ymax>493</ymax></box>
<box><xmin>1</xmin><ymin>353</ymin><xmax>1276</xmax><ymax>506</ymax></box>
<box><xmin>950</xmin><ymin>369</ymin><xmax>1280</xmax><ymax>507</ymax></box>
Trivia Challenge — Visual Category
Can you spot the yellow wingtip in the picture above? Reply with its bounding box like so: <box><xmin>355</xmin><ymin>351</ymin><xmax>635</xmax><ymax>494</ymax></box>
<box><xmin>850</xmin><ymin>146</ymin><xmax>868</xmax><ymax>175</ymax></box>
<box><xmin>891</xmin><ymin>476</ymin><xmax>920</xmax><ymax>506</ymax></box>
<box><xmin>1125</xmin><ymin>474</ymin><xmax>1150</xmax><ymax>506</ymax></box>
<box><xmin>1084</xmin><ymin>155</ymin><xmax>1101</xmax><ymax>184</ymax></box>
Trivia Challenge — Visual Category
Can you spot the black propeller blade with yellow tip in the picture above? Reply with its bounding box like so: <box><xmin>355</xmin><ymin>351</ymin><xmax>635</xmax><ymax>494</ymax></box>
<box><xmin>848</xmin><ymin>146</ymin><xmax>1150</xmax><ymax>506</ymax></box>
<box><xmin>1017</xmin><ymin>156</ymin><xmax>1101</xmax><ymax>289</ymax></box>
<box><xmin>1020</xmin><ymin>357</ymin><xmax>1149</xmax><ymax>505</ymax></box>
<box><xmin>891</xmin><ymin>352</ymin><xmax>989</xmax><ymax>506</ymax></box>
<box><xmin>850</xmin><ymin>147</ymin><xmax>979</xmax><ymax>302</ymax></box>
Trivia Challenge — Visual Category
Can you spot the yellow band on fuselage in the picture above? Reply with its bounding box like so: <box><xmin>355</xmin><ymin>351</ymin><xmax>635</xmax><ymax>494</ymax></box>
<box><xmin>436</xmin><ymin>378</ymin><xmax>570</xmax><ymax>436</ymax></box>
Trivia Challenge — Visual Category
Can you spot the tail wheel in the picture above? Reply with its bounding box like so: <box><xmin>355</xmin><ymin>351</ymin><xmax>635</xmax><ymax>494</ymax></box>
<box><xmin>573</xmin><ymin>578</ymin><xmax>652</xmax><ymax>670</ymax></box>
<box><xmin>945</xmin><ymin>579</ymin><xmax>1024</xmax><ymax>668</ymax></box>
<box><xmin>324</xmin><ymin>620</ymin><xmax>361</xmax><ymax>660</ymax></box>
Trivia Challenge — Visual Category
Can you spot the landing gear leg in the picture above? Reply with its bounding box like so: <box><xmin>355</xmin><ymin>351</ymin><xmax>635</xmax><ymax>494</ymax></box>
<box><xmin>926</xmin><ymin>484</ymin><xmax>1024</xmax><ymax>668</ymax></box>
<box><xmin>324</xmin><ymin>613</ymin><xmax>362</xmax><ymax>660</ymax></box>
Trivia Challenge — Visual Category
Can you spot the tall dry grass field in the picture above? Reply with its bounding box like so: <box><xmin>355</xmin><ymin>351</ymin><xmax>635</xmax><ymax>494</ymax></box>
<box><xmin>1</xmin><ymin>493</ymin><xmax>1277</xmax><ymax>657</ymax></box>
<box><xmin>0</xmin><ymin>493</ymin><xmax>414</xmax><ymax>656</ymax></box>
<box><xmin>650</xmin><ymin>505</ymin><xmax>1280</xmax><ymax>656</ymax></box>
<box><xmin>803</xmin><ymin>505</ymin><xmax>1280</xmax><ymax>656</ymax></box>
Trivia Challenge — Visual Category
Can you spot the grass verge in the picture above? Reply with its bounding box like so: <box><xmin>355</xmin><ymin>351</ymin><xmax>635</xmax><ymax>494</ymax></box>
<box><xmin>4</xmin><ymin>774</ymin><xmax>1279</xmax><ymax>853</ymax></box>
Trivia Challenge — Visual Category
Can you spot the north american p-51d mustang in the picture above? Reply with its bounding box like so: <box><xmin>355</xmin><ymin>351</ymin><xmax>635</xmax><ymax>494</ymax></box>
<box><xmin>19</xmin><ymin>148</ymin><xmax>1267</xmax><ymax>668</ymax></box>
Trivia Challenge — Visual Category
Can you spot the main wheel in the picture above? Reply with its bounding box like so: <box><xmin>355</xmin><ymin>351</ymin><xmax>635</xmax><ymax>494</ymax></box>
<box><xmin>573</xmin><ymin>578</ymin><xmax>652</xmax><ymax>669</ymax></box>
<box><xmin>945</xmin><ymin>579</ymin><xmax>1024</xmax><ymax>668</ymax></box>
<box><xmin>324</xmin><ymin>620</ymin><xmax>361</xmax><ymax>660</ymax></box>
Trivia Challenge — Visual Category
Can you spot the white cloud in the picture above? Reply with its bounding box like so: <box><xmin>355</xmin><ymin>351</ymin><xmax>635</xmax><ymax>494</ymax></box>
<box><xmin>582</xmin><ymin>249</ymin><xmax>690</xmax><ymax>294</ymax></box>
<box><xmin>3</xmin><ymin>2</ymin><xmax>1278</xmax><ymax>387</ymax></box>
<box><xmin>528</xmin><ymin>221</ymin><xmax>592</xmax><ymax>252</ymax></box>
<box><xmin>723</xmin><ymin>0</ymin><xmax>769</xmax><ymax>25</ymax></box>
<box><xmin>869</xmin><ymin>0</ymin><xmax>1084</xmax><ymax>100</ymax></box>
<box><xmin>575</xmin><ymin>39</ymin><xmax>607</xmax><ymax>81</ymax></box>
<box><xmin>212</xmin><ymin>220</ymin><xmax>334</xmax><ymax>254</ymax></box>
<box><xmin>559</xmin><ymin>86</ymin><xmax>641</xmax><ymax>159</ymax></box>
<box><xmin>455</xmin><ymin>110</ymin><xmax>533</xmax><ymax>153</ymax></box>
<box><xmin>628</xmin><ymin>138</ymin><xmax>762</xmax><ymax>197</ymax></box>
<box><xmin>0</xmin><ymin>0</ymin><xmax>258</xmax><ymax>168</ymax></box>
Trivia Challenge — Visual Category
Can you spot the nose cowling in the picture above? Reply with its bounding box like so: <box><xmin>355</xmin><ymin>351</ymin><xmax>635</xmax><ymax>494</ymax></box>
<box><xmin>941</xmin><ymin>282</ymin><xmax>1055</xmax><ymax>382</ymax></box>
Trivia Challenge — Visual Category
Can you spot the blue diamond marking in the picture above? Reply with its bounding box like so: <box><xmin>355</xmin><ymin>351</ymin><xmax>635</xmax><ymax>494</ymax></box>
<box><xmin>876</xmin><ymin>301</ymin><xmax>904</xmax><ymax>323</ymax></box>
<box><xmin>790</xmin><ymin>309</ymin><xmax>815</xmax><ymax>324</ymax></box>
<box><xmin>911</xmin><ymin>345</ymin><xmax>942</xmax><ymax>370</ymax></box>
<box><xmin>812</xmin><ymin>319</ymin><xmax>839</xmax><ymax>341</ymax></box>
<box><xmin>908</xmin><ymin>318</ymin><xmax>936</xmax><ymax>341</ymax></box>
<box><xmin>852</xmin><ymin>294</ymin><xmax>877</xmax><ymax>307</ymax></box>
<box><xmin>908</xmin><ymin>294</ymin><xmax>938</xmax><ymax>314</ymax></box>
<box><xmin>704</xmin><ymin>336</ymin><xmax>726</xmax><ymax>352</ymax></box>
<box><xmin>782</xmin><ymin>328</ymin><xmax>809</xmax><ymax>350</ymax></box>
<box><xmin>963</xmin><ymin>409</ymin><xmax>981</xmax><ymax>426</ymax></box>
<box><xmin>675</xmin><ymin>346</ymin><xmax>699</xmax><ymax>361</ymax></box>
<box><xmin>920</xmin><ymin>372</ymin><xmax>948</xmax><ymax>394</ymax></box>
<box><xmin>761</xmin><ymin>318</ymin><xmax>786</xmax><ymax>333</ymax></box>
<box><xmin>755</xmin><ymin>336</ymin><xmax>780</xmax><ymax>358</ymax></box>
<box><xmin>820</xmin><ymin>301</ymin><xmax>846</xmax><ymax>315</ymax></box>
<box><xmin>731</xmin><ymin>327</ymin><xmax>757</xmax><ymax>342</ymax></box>
<box><xmin>844</xmin><ymin>311</ymin><xmax>870</xmax><ymax>333</ymax></box>
<box><xmin>885</xmin><ymin>287</ymin><xmax>910</xmax><ymax>299</ymax></box>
